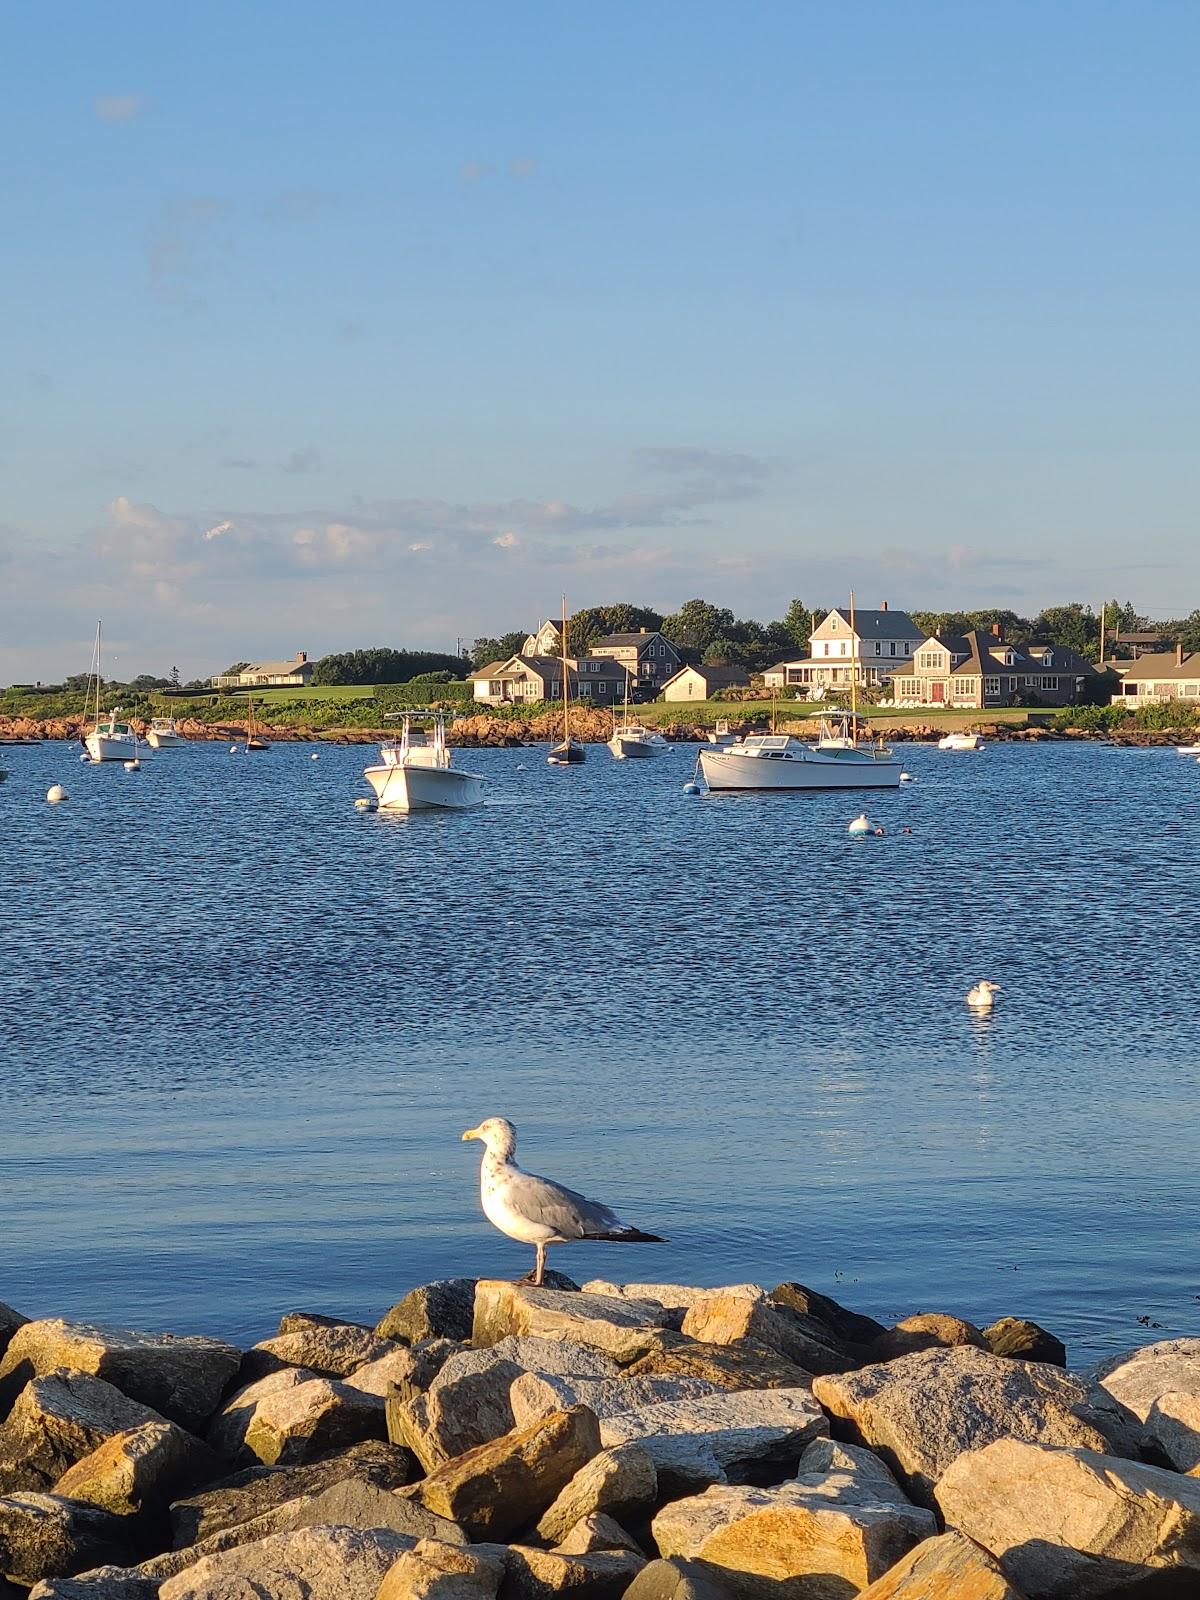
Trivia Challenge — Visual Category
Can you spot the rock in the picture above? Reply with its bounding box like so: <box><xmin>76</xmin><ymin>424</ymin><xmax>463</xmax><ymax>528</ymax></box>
<box><xmin>0</xmin><ymin>1322</ymin><xmax>241</xmax><ymax>1433</ymax></box>
<box><xmin>1090</xmin><ymin>1337</ymin><xmax>1200</xmax><ymax>1425</ymax></box>
<box><xmin>289</xmin><ymin>1479</ymin><xmax>467</xmax><ymax>1545</ymax></box>
<box><xmin>239</xmin><ymin>1323</ymin><xmax>397</xmax><ymax>1383</ymax></box>
<box><xmin>0</xmin><ymin>1305</ymin><xmax>28</xmax><ymax>1362</ymax></box>
<box><xmin>767</xmin><ymin>1284</ymin><xmax>888</xmax><ymax>1351</ymax></box>
<box><xmin>622</xmin><ymin>1558</ymin><xmax>738</xmax><ymax>1600</ymax></box>
<box><xmin>1146</xmin><ymin>1390</ymin><xmax>1200</xmax><ymax>1472</ymax></box>
<box><xmin>0</xmin><ymin>1492</ymin><xmax>132</xmax><ymax>1582</ymax></box>
<box><xmin>537</xmin><ymin>1445</ymin><xmax>658</xmax><ymax>1544</ymax></box>
<box><xmin>812</xmin><ymin>1346</ymin><xmax>1128</xmax><ymax>1506</ymax></box>
<box><xmin>28</xmin><ymin>1570</ymin><xmax>164</xmax><ymax>1600</ymax></box>
<box><xmin>347</xmin><ymin>1343</ymin><xmax>458</xmax><ymax>1400</ymax></box>
<box><xmin>623</xmin><ymin>1334</ymin><xmax>814</xmax><ymax>1393</ymax></box>
<box><xmin>502</xmin><ymin>1544</ymin><xmax>645</xmax><ymax>1600</ymax></box>
<box><xmin>600</xmin><ymin>1388</ymin><xmax>827</xmax><ymax>1495</ymax></box>
<box><xmin>652</xmin><ymin>1438</ymin><xmax>934</xmax><ymax>1598</ymax></box>
<box><xmin>376</xmin><ymin>1537</ymin><xmax>505</xmax><ymax>1600</ymax></box>
<box><xmin>156</xmin><ymin>1525</ymin><xmax>413</xmax><ymax>1600</ymax></box>
<box><xmin>981</xmin><ymin>1317</ymin><xmax>1066</xmax><ymax>1368</ymax></box>
<box><xmin>208</xmin><ymin>1369</ymin><xmax>386</xmax><ymax>1466</ymax></box>
<box><xmin>581</xmin><ymin>1287</ymin><xmax>765</xmax><ymax>1328</ymax></box>
<box><xmin>415</xmin><ymin>1405</ymin><xmax>602</xmax><ymax>1539</ymax></box>
<box><xmin>276</xmin><ymin>1311</ymin><xmax>374</xmax><ymax>1336</ymax></box>
<box><xmin>871</xmin><ymin>1315</ymin><xmax>988</xmax><ymax>1362</ymax></box>
<box><xmin>511</xmin><ymin>1374</ymin><xmax>723</xmax><ymax>1431</ymax></box>
<box><xmin>391</xmin><ymin>1341</ymin><xmax>619</xmax><ymax>1474</ymax></box>
<box><xmin>555</xmin><ymin>1513</ymin><xmax>642</xmax><ymax>1556</ymax></box>
<box><xmin>935</xmin><ymin>1437</ymin><xmax>1200</xmax><ymax>1599</ymax></box>
<box><xmin>376</xmin><ymin>1283</ymin><xmax>480</xmax><ymax>1346</ymax></box>
<box><xmin>472</xmin><ymin>1283</ymin><xmax>671</xmax><ymax>1363</ymax></box>
<box><xmin>0</xmin><ymin>1369</ymin><xmax>215</xmax><ymax>1495</ymax></box>
<box><xmin>170</xmin><ymin>1439</ymin><xmax>412</xmax><ymax>1547</ymax></box>
<box><xmin>855</xmin><ymin>1532</ymin><xmax>1026</xmax><ymax>1599</ymax></box>
<box><xmin>679</xmin><ymin>1296</ymin><xmax>848</xmax><ymax>1377</ymax></box>
<box><xmin>53</xmin><ymin>1423</ymin><xmax>210</xmax><ymax>1516</ymax></box>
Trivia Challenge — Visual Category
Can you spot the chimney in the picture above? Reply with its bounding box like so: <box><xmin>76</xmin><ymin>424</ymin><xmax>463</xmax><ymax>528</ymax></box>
<box><xmin>639</xmin><ymin>626</ymin><xmax>648</xmax><ymax>634</ymax></box>
<box><xmin>296</xmin><ymin>651</ymin><xmax>307</xmax><ymax>664</ymax></box>
<box><xmin>1178</xmin><ymin>642</ymin><xmax>1185</xmax><ymax>666</ymax></box>
<box><xmin>880</xmin><ymin>600</ymin><xmax>888</xmax><ymax>612</ymax></box>
<box><xmin>991</xmin><ymin>622</ymin><xmax>1003</xmax><ymax>640</ymax></box>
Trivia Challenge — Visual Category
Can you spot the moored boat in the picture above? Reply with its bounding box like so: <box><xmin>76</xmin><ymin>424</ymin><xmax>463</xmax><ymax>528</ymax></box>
<box><xmin>939</xmin><ymin>731</ymin><xmax>985</xmax><ymax>751</ymax></box>
<box><xmin>706</xmin><ymin>719</ymin><xmax>738</xmax><ymax>747</ymax></box>
<box><xmin>698</xmin><ymin>728</ymin><xmax>902</xmax><ymax>790</ymax></box>
<box><xmin>608</xmin><ymin>677</ymin><xmax>669</xmax><ymax>759</ymax></box>
<box><xmin>81</xmin><ymin>622</ymin><xmax>144</xmax><ymax>762</ymax></box>
<box><xmin>547</xmin><ymin>594</ymin><xmax>586</xmax><ymax>767</ymax></box>
<box><xmin>146</xmin><ymin>717</ymin><xmax>186</xmax><ymax>748</ymax></box>
<box><xmin>363</xmin><ymin>712</ymin><xmax>484</xmax><ymax>811</ymax></box>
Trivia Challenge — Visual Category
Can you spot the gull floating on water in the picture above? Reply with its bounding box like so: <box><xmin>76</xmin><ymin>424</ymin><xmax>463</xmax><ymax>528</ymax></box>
<box><xmin>967</xmin><ymin>981</ymin><xmax>1001</xmax><ymax>1010</ymax></box>
<box><xmin>461</xmin><ymin>1116</ymin><xmax>665</xmax><ymax>1286</ymax></box>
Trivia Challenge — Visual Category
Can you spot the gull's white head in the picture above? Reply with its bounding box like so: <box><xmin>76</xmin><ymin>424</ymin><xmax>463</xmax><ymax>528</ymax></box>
<box><xmin>462</xmin><ymin>1117</ymin><xmax>517</xmax><ymax>1159</ymax></box>
<box><xmin>967</xmin><ymin>981</ymin><xmax>1001</xmax><ymax>1007</ymax></box>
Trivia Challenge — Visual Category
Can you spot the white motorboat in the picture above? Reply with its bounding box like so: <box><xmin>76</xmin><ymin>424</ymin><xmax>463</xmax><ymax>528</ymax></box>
<box><xmin>86</xmin><ymin>714</ymin><xmax>143</xmax><ymax>763</ymax></box>
<box><xmin>608</xmin><ymin>680</ymin><xmax>669</xmax><ymax>759</ymax></box>
<box><xmin>1174</xmin><ymin>742</ymin><xmax>1200</xmax><ymax>756</ymax></box>
<box><xmin>699</xmin><ymin>729</ymin><xmax>902</xmax><ymax>790</ymax></box>
<box><xmin>939</xmin><ymin>731</ymin><xmax>985</xmax><ymax>751</ymax></box>
<box><xmin>146</xmin><ymin>716</ymin><xmax>186</xmax><ymax>748</ymax></box>
<box><xmin>363</xmin><ymin>712</ymin><xmax>484</xmax><ymax>811</ymax></box>
<box><xmin>706</xmin><ymin>719</ymin><xmax>738</xmax><ymax>747</ymax></box>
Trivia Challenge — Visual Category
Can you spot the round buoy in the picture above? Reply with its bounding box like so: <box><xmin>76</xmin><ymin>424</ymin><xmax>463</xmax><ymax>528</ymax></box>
<box><xmin>682</xmin><ymin>781</ymin><xmax>700</xmax><ymax>795</ymax></box>
<box><xmin>46</xmin><ymin>784</ymin><xmax>67</xmax><ymax>803</ymax></box>
<box><xmin>124</xmin><ymin>759</ymin><xmax>140</xmax><ymax>772</ymax></box>
<box><xmin>79</xmin><ymin>753</ymin><xmax>91</xmax><ymax>763</ymax></box>
<box><xmin>900</xmin><ymin>772</ymin><xmax>914</xmax><ymax>783</ymax></box>
<box><xmin>229</xmin><ymin>745</ymin><xmax>238</xmax><ymax>754</ymax></box>
<box><xmin>311</xmin><ymin>752</ymin><xmax>320</xmax><ymax>760</ymax></box>
<box><xmin>848</xmin><ymin>813</ymin><xmax>871</xmax><ymax>835</ymax></box>
<box><xmin>874</xmin><ymin>826</ymin><xmax>886</xmax><ymax>836</ymax></box>
<box><xmin>353</xmin><ymin>796</ymin><xmax>375</xmax><ymax>810</ymax></box>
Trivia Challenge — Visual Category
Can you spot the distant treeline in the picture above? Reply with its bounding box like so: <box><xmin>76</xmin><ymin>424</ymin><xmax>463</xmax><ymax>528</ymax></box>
<box><xmin>311</xmin><ymin>647</ymin><xmax>471</xmax><ymax>685</ymax></box>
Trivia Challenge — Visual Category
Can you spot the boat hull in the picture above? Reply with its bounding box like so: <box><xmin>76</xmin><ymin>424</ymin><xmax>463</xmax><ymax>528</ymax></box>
<box><xmin>364</xmin><ymin>763</ymin><xmax>485</xmax><ymax>811</ymax></box>
<box><xmin>146</xmin><ymin>731</ymin><xmax>186</xmax><ymax>748</ymax></box>
<box><xmin>547</xmin><ymin>741</ymin><xmax>586</xmax><ymax>765</ymax></box>
<box><xmin>608</xmin><ymin>734</ymin><xmax>664</xmax><ymax>759</ymax></box>
<box><xmin>698</xmin><ymin>749</ymin><xmax>902</xmax><ymax>791</ymax></box>
<box><xmin>85</xmin><ymin>734</ymin><xmax>141</xmax><ymax>762</ymax></box>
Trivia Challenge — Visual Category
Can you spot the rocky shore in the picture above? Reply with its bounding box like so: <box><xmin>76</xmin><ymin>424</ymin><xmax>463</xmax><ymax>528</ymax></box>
<box><xmin>2</xmin><ymin>710</ymin><xmax>1194</xmax><ymax>750</ymax></box>
<box><xmin>3</xmin><ymin>1280</ymin><xmax>1200</xmax><ymax>1599</ymax></box>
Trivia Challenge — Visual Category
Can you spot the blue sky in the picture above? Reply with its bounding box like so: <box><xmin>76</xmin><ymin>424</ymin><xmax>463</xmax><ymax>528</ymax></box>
<box><xmin>2</xmin><ymin>1</ymin><xmax>1197</xmax><ymax>679</ymax></box>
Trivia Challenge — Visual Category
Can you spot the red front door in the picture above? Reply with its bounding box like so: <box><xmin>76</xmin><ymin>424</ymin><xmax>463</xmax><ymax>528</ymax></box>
<box><xmin>931</xmin><ymin>682</ymin><xmax>945</xmax><ymax>703</ymax></box>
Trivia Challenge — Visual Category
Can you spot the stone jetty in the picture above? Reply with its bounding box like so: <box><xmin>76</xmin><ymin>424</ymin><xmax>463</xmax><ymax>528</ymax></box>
<box><xmin>2</xmin><ymin>1281</ymin><xmax>1200</xmax><ymax>1599</ymax></box>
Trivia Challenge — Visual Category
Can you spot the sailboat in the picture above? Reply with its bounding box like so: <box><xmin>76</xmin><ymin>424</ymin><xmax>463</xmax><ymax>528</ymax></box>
<box><xmin>83</xmin><ymin>622</ymin><xmax>143</xmax><ymax>762</ymax></box>
<box><xmin>607</xmin><ymin>673</ymin><xmax>668</xmax><ymax>759</ymax></box>
<box><xmin>244</xmin><ymin>697</ymin><xmax>270</xmax><ymax>752</ymax></box>
<box><xmin>547</xmin><ymin>596</ymin><xmax>586</xmax><ymax>765</ymax></box>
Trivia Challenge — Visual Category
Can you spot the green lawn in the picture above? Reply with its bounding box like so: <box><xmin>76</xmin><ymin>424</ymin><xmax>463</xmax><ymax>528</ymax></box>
<box><xmin>625</xmin><ymin>700</ymin><xmax>1051</xmax><ymax>727</ymax></box>
<box><xmin>246</xmin><ymin>685</ymin><xmax>381</xmax><ymax>705</ymax></box>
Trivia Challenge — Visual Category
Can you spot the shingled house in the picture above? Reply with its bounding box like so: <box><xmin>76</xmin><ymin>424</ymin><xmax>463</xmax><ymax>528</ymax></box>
<box><xmin>891</xmin><ymin>627</ymin><xmax>1097</xmax><ymax>708</ymax></box>
<box><xmin>211</xmin><ymin>652</ymin><xmax>313</xmax><ymax>689</ymax></box>
<box><xmin>469</xmin><ymin>654</ymin><xmax>630</xmax><ymax>705</ymax></box>
<box><xmin>588</xmin><ymin>629</ymin><xmax>682</xmax><ymax>689</ymax></box>
<box><xmin>1110</xmin><ymin>646</ymin><xmax>1200</xmax><ymax>706</ymax></box>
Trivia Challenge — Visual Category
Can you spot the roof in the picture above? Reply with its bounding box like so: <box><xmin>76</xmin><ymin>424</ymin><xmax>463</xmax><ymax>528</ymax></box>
<box><xmin>470</xmin><ymin>652</ymin><xmax>628</xmax><ymax>684</ymax></box>
<box><xmin>898</xmin><ymin>632</ymin><xmax>1099</xmax><ymax>678</ymax></box>
<box><xmin>816</xmin><ymin>608</ymin><xmax>923</xmax><ymax>640</ymax></box>
<box><xmin>662</xmin><ymin>663</ymin><xmax>750</xmax><ymax>689</ymax></box>
<box><xmin>1116</xmin><ymin>650</ymin><xmax>1200</xmax><ymax>682</ymax></box>
<box><xmin>242</xmin><ymin>659</ymin><xmax>311</xmax><ymax>676</ymax></box>
<box><xmin>592</xmin><ymin>631</ymin><xmax>678</xmax><ymax>650</ymax></box>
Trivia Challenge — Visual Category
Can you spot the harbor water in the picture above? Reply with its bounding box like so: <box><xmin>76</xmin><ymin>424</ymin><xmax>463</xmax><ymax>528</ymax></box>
<box><xmin>1</xmin><ymin>737</ymin><xmax>1197</xmax><ymax>1361</ymax></box>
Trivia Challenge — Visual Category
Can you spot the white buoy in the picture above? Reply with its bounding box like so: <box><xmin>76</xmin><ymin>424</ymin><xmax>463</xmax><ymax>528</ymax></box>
<box><xmin>311</xmin><ymin>752</ymin><xmax>320</xmax><ymax>760</ymax></box>
<box><xmin>79</xmin><ymin>753</ymin><xmax>91</xmax><ymax>763</ymax></box>
<box><xmin>900</xmin><ymin>771</ymin><xmax>914</xmax><ymax>783</ymax></box>
<box><xmin>353</xmin><ymin>796</ymin><xmax>376</xmax><ymax>810</ymax></box>
<box><xmin>46</xmin><ymin>784</ymin><xmax>67</xmax><ymax>803</ymax></box>
<box><xmin>124</xmin><ymin>759</ymin><xmax>140</xmax><ymax>772</ymax></box>
<box><xmin>967</xmin><ymin>981</ymin><xmax>1001</xmax><ymax>1010</ymax></box>
<box><xmin>229</xmin><ymin>745</ymin><xmax>238</xmax><ymax>754</ymax></box>
<box><xmin>682</xmin><ymin>780</ymin><xmax>700</xmax><ymax>795</ymax></box>
<box><xmin>848</xmin><ymin>812</ymin><xmax>871</xmax><ymax>834</ymax></box>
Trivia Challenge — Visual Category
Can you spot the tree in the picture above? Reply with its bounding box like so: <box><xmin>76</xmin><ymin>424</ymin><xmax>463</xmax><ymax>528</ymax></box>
<box><xmin>780</xmin><ymin>600</ymin><xmax>812</xmax><ymax>653</ymax></box>
<box><xmin>661</xmin><ymin>598</ymin><xmax>735</xmax><ymax>654</ymax></box>
<box><xmin>568</xmin><ymin>603</ymin><xmax>663</xmax><ymax>654</ymax></box>
<box><xmin>169</xmin><ymin>665</ymin><xmax>181</xmax><ymax>688</ymax></box>
<box><xmin>223</xmin><ymin>661</ymin><xmax>250</xmax><ymax>676</ymax></box>
<box><xmin>1030</xmin><ymin>603</ymin><xmax>1097</xmax><ymax>658</ymax></box>
<box><xmin>471</xmin><ymin>632</ymin><xmax>526</xmax><ymax>669</ymax></box>
<box><xmin>313</xmin><ymin>648</ymin><xmax>471</xmax><ymax>686</ymax></box>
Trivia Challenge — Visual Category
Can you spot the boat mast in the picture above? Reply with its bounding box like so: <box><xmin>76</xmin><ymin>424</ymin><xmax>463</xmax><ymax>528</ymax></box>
<box><xmin>849</xmin><ymin>590</ymin><xmax>858</xmax><ymax>745</ymax></box>
<box><xmin>561</xmin><ymin>593</ymin><xmax>570</xmax><ymax>747</ymax></box>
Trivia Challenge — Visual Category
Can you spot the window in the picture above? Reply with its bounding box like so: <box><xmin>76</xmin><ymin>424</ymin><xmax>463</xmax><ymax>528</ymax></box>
<box><xmin>599</xmin><ymin>682</ymin><xmax>607</xmax><ymax>695</ymax></box>
<box><xmin>985</xmin><ymin>677</ymin><xmax>1001</xmax><ymax>694</ymax></box>
<box><xmin>874</xmin><ymin>642</ymin><xmax>881</xmax><ymax>655</ymax></box>
<box><xmin>917</xmin><ymin>652</ymin><xmax>944</xmax><ymax>670</ymax></box>
<box><xmin>1185</xmin><ymin>683</ymin><xmax>1199</xmax><ymax>696</ymax></box>
<box><xmin>1041</xmin><ymin>676</ymin><xmax>1057</xmax><ymax>690</ymax></box>
<box><xmin>890</xmin><ymin>642</ymin><xmax>897</xmax><ymax>655</ymax></box>
<box><xmin>1025</xmin><ymin>676</ymin><xmax>1038</xmax><ymax>686</ymax></box>
<box><xmin>841</xmin><ymin>641</ymin><xmax>849</xmax><ymax>656</ymax></box>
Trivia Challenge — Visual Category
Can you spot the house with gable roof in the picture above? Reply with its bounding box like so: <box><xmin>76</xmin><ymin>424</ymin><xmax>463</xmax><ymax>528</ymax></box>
<box><xmin>891</xmin><ymin>626</ymin><xmax>1097</xmax><ymax>707</ymax></box>
<box><xmin>763</xmin><ymin>603</ymin><xmax>925</xmax><ymax>692</ymax></box>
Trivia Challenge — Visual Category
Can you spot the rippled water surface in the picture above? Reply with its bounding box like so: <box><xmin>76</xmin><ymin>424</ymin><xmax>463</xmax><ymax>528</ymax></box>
<box><xmin>2</xmin><ymin>737</ymin><xmax>1198</xmax><ymax>1361</ymax></box>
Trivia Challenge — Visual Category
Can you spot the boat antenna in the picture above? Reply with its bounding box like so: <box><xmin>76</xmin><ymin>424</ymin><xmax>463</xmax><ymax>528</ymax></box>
<box><xmin>849</xmin><ymin>590</ymin><xmax>858</xmax><ymax>745</ymax></box>
<box><xmin>561</xmin><ymin>593</ymin><xmax>570</xmax><ymax>747</ymax></box>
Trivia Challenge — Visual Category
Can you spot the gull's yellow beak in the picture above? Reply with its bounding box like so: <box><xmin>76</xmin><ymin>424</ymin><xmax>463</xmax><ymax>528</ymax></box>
<box><xmin>462</xmin><ymin>1126</ymin><xmax>480</xmax><ymax>1142</ymax></box>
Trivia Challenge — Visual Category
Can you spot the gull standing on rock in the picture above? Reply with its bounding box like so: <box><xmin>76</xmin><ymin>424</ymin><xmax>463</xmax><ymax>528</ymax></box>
<box><xmin>461</xmin><ymin>1117</ymin><xmax>665</xmax><ymax>1286</ymax></box>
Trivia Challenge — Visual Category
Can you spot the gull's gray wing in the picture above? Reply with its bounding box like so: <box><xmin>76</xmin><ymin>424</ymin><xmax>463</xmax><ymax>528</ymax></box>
<box><xmin>503</xmin><ymin>1167</ymin><xmax>625</xmax><ymax>1240</ymax></box>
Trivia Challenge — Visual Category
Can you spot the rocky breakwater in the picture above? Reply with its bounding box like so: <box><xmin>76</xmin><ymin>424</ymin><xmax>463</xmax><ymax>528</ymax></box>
<box><xmin>2</xmin><ymin>1282</ymin><xmax>1200</xmax><ymax>1600</ymax></box>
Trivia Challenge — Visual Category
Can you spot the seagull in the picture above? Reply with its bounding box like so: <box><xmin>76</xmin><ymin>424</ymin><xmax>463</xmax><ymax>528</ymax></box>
<box><xmin>967</xmin><ymin>981</ymin><xmax>1001</xmax><ymax>1010</ymax></box>
<box><xmin>461</xmin><ymin>1117</ymin><xmax>665</xmax><ymax>1286</ymax></box>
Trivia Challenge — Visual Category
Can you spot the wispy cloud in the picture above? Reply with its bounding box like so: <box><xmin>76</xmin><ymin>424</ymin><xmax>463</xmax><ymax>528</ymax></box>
<box><xmin>638</xmin><ymin>446</ymin><xmax>774</xmax><ymax>480</ymax></box>
<box><xmin>282</xmin><ymin>446</ymin><xmax>320</xmax><ymax>475</ymax></box>
<box><xmin>94</xmin><ymin>94</ymin><xmax>145</xmax><ymax>124</ymax></box>
<box><xmin>222</xmin><ymin>457</ymin><xmax>257</xmax><ymax>470</ymax></box>
<box><xmin>510</xmin><ymin>156</ymin><xmax>539</xmax><ymax>179</ymax></box>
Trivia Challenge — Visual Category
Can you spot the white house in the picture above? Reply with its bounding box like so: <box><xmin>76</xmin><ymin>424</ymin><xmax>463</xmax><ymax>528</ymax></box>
<box><xmin>659</xmin><ymin>664</ymin><xmax>750</xmax><ymax>701</ymax></box>
<box><xmin>764</xmin><ymin>604</ymin><xmax>925</xmax><ymax>692</ymax></box>
<box><xmin>521</xmin><ymin>619</ymin><xmax>563</xmax><ymax>656</ymax></box>
<box><xmin>211</xmin><ymin>652</ymin><xmax>313</xmax><ymax>689</ymax></box>
<box><xmin>1110</xmin><ymin>646</ymin><xmax>1200</xmax><ymax>706</ymax></box>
